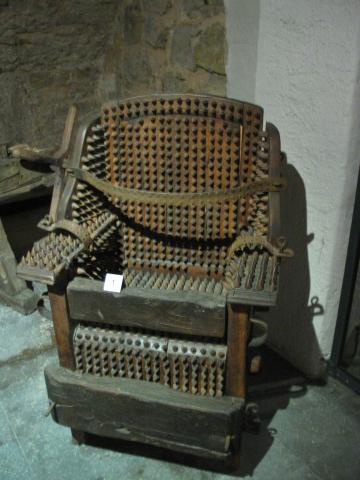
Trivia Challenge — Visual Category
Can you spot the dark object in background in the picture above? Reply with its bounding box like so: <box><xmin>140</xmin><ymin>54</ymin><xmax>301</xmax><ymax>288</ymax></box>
<box><xmin>0</xmin><ymin>218</ymin><xmax>38</xmax><ymax>314</ymax></box>
<box><xmin>330</xmin><ymin>165</ymin><xmax>360</xmax><ymax>394</ymax></box>
<box><xmin>17</xmin><ymin>94</ymin><xmax>292</xmax><ymax>467</ymax></box>
<box><xmin>0</xmin><ymin>108</ymin><xmax>76</xmax><ymax>314</ymax></box>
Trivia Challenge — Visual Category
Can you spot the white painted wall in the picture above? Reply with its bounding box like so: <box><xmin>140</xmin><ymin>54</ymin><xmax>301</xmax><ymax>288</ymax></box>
<box><xmin>225</xmin><ymin>0</ymin><xmax>360</xmax><ymax>376</ymax></box>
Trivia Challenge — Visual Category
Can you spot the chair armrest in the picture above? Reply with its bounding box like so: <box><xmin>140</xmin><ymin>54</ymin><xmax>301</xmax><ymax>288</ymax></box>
<box><xmin>224</xmin><ymin>248</ymin><xmax>280</xmax><ymax>307</ymax></box>
<box><xmin>17</xmin><ymin>212</ymin><xmax>116</xmax><ymax>286</ymax></box>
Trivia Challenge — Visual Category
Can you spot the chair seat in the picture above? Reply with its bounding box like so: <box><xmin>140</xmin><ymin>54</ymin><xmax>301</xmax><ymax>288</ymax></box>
<box><xmin>122</xmin><ymin>268</ymin><xmax>227</xmax><ymax>296</ymax></box>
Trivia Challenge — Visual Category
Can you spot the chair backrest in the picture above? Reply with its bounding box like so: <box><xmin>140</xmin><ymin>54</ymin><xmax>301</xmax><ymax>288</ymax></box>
<box><xmin>70</xmin><ymin>94</ymin><xmax>269</xmax><ymax>278</ymax></box>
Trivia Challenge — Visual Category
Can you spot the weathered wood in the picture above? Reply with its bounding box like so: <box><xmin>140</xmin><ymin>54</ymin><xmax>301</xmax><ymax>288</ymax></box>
<box><xmin>67</xmin><ymin>277</ymin><xmax>226</xmax><ymax>338</ymax></box>
<box><xmin>17</xmin><ymin>264</ymin><xmax>56</xmax><ymax>285</ymax></box>
<box><xmin>226</xmin><ymin>304</ymin><xmax>249</xmax><ymax>397</ymax></box>
<box><xmin>227</xmin><ymin>288</ymin><xmax>277</xmax><ymax>307</ymax></box>
<box><xmin>0</xmin><ymin>219</ymin><xmax>38</xmax><ymax>314</ymax></box>
<box><xmin>15</xmin><ymin>94</ymin><xmax>289</xmax><ymax>462</ymax></box>
<box><xmin>49</xmin><ymin>105</ymin><xmax>77</xmax><ymax>223</ymax></box>
<box><xmin>45</xmin><ymin>364</ymin><xmax>243</xmax><ymax>458</ymax></box>
<box><xmin>48</xmin><ymin>286</ymin><xmax>75</xmax><ymax>370</ymax></box>
<box><xmin>57</xmin><ymin>113</ymin><xmax>100</xmax><ymax>220</ymax></box>
<box><xmin>71</xmin><ymin>429</ymin><xmax>87</xmax><ymax>445</ymax></box>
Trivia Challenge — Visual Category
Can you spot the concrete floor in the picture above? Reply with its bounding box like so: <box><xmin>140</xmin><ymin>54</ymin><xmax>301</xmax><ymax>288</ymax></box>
<box><xmin>1</xmin><ymin>305</ymin><xmax>360</xmax><ymax>480</ymax></box>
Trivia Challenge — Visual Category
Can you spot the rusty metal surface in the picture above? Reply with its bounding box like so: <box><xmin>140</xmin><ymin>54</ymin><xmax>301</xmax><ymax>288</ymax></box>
<box><xmin>73</xmin><ymin>323</ymin><xmax>227</xmax><ymax>397</ymax></box>
<box><xmin>19</xmin><ymin>95</ymin><xmax>289</xmax><ymax>304</ymax></box>
<box><xmin>17</xmin><ymin>212</ymin><xmax>117</xmax><ymax>285</ymax></box>
<box><xmin>0</xmin><ymin>145</ymin><xmax>54</xmax><ymax>206</ymax></box>
<box><xmin>1</xmin><ymin>106</ymin><xmax>77</xmax><ymax>207</ymax></box>
<box><xmin>71</xmin><ymin>96</ymin><xmax>287</xmax><ymax>293</ymax></box>
<box><xmin>65</xmin><ymin>165</ymin><xmax>286</xmax><ymax>206</ymax></box>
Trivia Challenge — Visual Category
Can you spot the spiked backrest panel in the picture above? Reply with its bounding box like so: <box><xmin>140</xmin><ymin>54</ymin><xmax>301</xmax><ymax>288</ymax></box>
<box><xmin>71</xmin><ymin>95</ymin><xmax>269</xmax><ymax>277</ymax></box>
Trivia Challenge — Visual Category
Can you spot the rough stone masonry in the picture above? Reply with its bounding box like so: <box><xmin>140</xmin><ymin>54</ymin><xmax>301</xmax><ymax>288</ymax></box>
<box><xmin>0</xmin><ymin>0</ymin><xmax>226</xmax><ymax>149</ymax></box>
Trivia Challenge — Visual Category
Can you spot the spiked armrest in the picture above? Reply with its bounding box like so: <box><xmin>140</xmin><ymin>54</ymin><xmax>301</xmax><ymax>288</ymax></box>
<box><xmin>17</xmin><ymin>212</ymin><xmax>116</xmax><ymax>285</ymax></box>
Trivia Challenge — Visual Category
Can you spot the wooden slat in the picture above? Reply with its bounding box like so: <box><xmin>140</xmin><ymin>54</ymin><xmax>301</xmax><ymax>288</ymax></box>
<box><xmin>45</xmin><ymin>364</ymin><xmax>244</xmax><ymax>459</ymax></box>
<box><xmin>67</xmin><ymin>277</ymin><xmax>226</xmax><ymax>337</ymax></box>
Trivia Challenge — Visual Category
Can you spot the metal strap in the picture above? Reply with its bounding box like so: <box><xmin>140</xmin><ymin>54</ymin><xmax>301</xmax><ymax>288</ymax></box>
<box><xmin>46</xmin><ymin>219</ymin><xmax>92</xmax><ymax>248</ymax></box>
<box><xmin>227</xmin><ymin>235</ymin><xmax>294</xmax><ymax>259</ymax></box>
<box><xmin>65</xmin><ymin>166</ymin><xmax>287</xmax><ymax>206</ymax></box>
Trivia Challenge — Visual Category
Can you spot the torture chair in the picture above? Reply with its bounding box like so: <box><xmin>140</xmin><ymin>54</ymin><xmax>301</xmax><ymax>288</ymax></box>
<box><xmin>17</xmin><ymin>94</ymin><xmax>292</xmax><ymax>464</ymax></box>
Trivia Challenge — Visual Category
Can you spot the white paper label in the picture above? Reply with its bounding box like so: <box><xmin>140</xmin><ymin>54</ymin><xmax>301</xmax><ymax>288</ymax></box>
<box><xmin>103</xmin><ymin>273</ymin><xmax>123</xmax><ymax>293</ymax></box>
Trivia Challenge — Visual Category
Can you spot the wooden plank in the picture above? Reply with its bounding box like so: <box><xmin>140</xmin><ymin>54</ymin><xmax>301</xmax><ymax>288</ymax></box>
<box><xmin>17</xmin><ymin>264</ymin><xmax>55</xmax><ymax>285</ymax></box>
<box><xmin>227</xmin><ymin>288</ymin><xmax>277</xmax><ymax>307</ymax></box>
<box><xmin>67</xmin><ymin>277</ymin><xmax>226</xmax><ymax>337</ymax></box>
<box><xmin>45</xmin><ymin>364</ymin><xmax>243</xmax><ymax>458</ymax></box>
<box><xmin>225</xmin><ymin>304</ymin><xmax>249</xmax><ymax>398</ymax></box>
<box><xmin>48</xmin><ymin>285</ymin><xmax>75</xmax><ymax>370</ymax></box>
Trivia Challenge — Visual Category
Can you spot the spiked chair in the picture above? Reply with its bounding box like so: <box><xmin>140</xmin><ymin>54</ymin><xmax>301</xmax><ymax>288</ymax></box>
<box><xmin>17</xmin><ymin>94</ymin><xmax>292</xmax><ymax>464</ymax></box>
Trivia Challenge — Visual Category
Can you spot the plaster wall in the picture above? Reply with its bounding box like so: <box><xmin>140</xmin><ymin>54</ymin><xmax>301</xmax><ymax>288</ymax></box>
<box><xmin>225</xmin><ymin>0</ymin><xmax>360</xmax><ymax>376</ymax></box>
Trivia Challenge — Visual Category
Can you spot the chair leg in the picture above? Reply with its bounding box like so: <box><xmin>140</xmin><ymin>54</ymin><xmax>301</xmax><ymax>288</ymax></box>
<box><xmin>224</xmin><ymin>448</ymin><xmax>241</xmax><ymax>471</ymax></box>
<box><xmin>71</xmin><ymin>428</ymin><xmax>87</xmax><ymax>445</ymax></box>
<box><xmin>225</xmin><ymin>303</ymin><xmax>249</xmax><ymax>467</ymax></box>
<box><xmin>225</xmin><ymin>304</ymin><xmax>249</xmax><ymax>397</ymax></box>
<box><xmin>48</xmin><ymin>285</ymin><xmax>75</xmax><ymax>370</ymax></box>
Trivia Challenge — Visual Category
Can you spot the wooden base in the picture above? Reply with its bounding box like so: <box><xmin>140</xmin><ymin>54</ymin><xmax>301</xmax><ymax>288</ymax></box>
<box><xmin>45</xmin><ymin>364</ymin><xmax>244</xmax><ymax>460</ymax></box>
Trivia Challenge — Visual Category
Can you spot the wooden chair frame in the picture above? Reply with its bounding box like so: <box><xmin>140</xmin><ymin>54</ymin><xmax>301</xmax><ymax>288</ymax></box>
<box><xmin>17</xmin><ymin>94</ymin><xmax>290</xmax><ymax>464</ymax></box>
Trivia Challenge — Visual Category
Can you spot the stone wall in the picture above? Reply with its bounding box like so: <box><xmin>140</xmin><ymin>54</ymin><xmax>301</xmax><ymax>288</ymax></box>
<box><xmin>0</xmin><ymin>0</ymin><xmax>119</xmax><ymax>147</ymax></box>
<box><xmin>99</xmin><ymin>0</ymin><xmax>226</xmax><ymax>100</ymax></box>
<box><xmin>0</xmin><ymin>0</ymin><xmax>226</xmax><ymax>148</ymax></box>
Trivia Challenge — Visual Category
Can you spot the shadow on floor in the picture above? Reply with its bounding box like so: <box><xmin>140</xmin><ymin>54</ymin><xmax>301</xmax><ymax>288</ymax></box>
<box><xmin>0</xmin><ymin>195</ymin><xmax>50</xmax><ymax>261</ymax></box>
